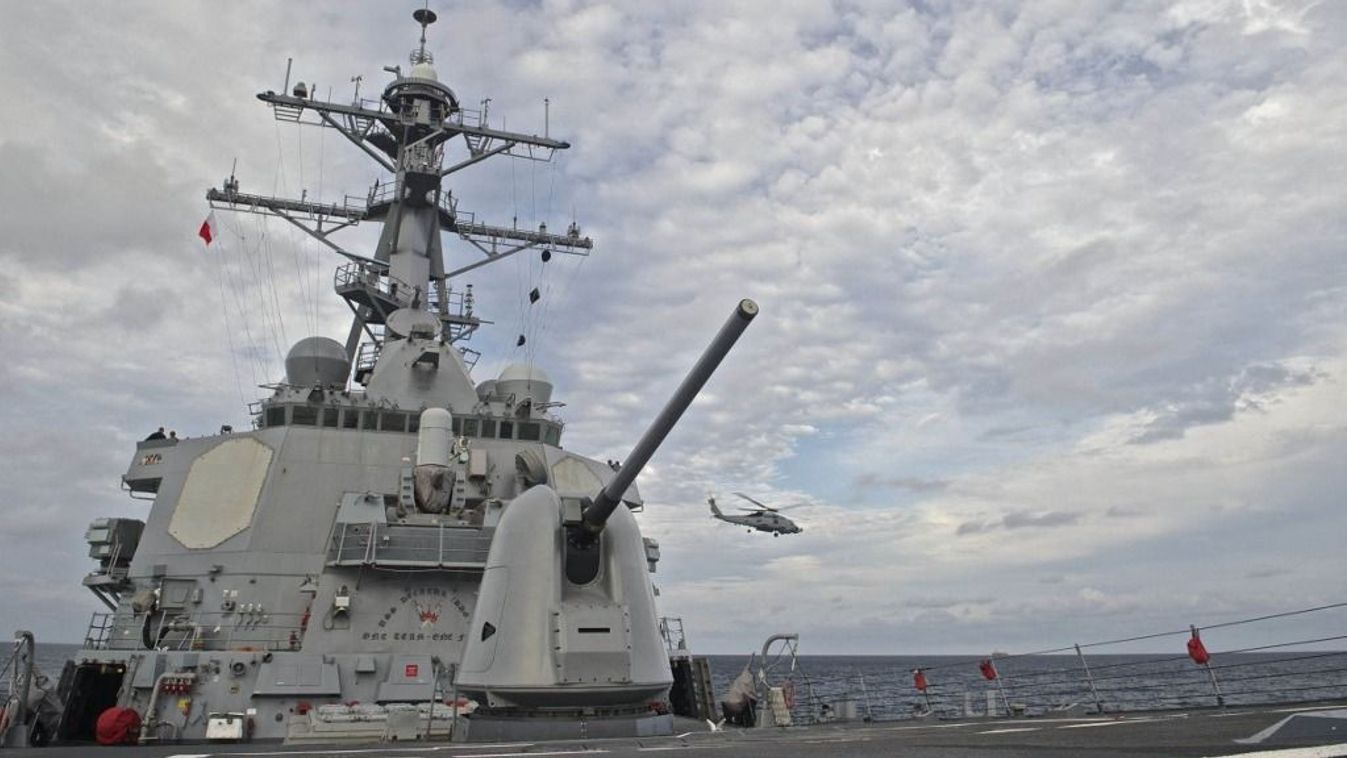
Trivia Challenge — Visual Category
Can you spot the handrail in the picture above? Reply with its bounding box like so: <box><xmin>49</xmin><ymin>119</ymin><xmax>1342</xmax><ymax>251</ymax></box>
<box><xmin>730</xmin><ymin>601</ymin><xmax>1347</xmax><ymax>725</ymax></box>
<box><xmin>86</xmin><ymin>610</ymin><xmax>314</xmax><ymax>652</ymax></box>
<box><xmin>333</xmin><ymin>261</ymin><xmax>416</xmax><ymax>306</ymax></box>
<box><xmin>327</xmin><ymin>522</ymin><xmax>494</xmax><ymax>568</ymax></box>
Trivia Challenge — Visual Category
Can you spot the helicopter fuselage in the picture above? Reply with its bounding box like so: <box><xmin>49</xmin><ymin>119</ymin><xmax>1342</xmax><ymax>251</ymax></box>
<box><xmin>708</xmin><ymin>498</ymin><xmax>802</xmax><ymax>536</ymax></box>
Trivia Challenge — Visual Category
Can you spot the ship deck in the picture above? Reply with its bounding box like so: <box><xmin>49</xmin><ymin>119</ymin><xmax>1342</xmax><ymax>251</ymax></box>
<box><xmin>12</xmin><ymin>701</ymin><xmax>1347</xmax><ymax>758</ymax></box>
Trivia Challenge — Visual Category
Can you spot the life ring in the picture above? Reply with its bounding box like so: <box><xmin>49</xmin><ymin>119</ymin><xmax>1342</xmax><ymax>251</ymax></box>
<box><xmin>782</xmin><ymin>679</ymin><xmax>796</xmax><ymax>710</ymax></box>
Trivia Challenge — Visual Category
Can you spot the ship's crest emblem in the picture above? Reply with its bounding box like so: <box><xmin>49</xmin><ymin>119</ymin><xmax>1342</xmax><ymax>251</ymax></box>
<box><xmin>416</xmin><ymin>601</ymin><xmax>441</xmax><ymax>627</ymax></box>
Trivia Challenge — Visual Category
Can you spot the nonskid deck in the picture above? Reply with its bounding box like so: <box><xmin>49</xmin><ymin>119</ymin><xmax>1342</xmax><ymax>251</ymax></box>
<box><xmin>6</xmin><ymin>703</ymin><xmax>1347</xmax><ymax>758</ymax></box>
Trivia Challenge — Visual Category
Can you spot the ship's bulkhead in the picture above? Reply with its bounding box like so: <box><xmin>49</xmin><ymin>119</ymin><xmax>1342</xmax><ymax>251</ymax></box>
<box><xmin>73</xmin><ymin>409</ymin><xmax>669</xmax><ymax>742</ymax></box>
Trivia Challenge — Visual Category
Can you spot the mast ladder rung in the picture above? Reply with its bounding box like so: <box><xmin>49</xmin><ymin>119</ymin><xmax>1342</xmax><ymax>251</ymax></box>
<box><xmin>272</xmin><ymin>104</ymin><xmax>304</xmax><ymax>122</ymax></box>
<box><xmin>459</xmin><ymin>347</ymin><xmax>481</xmax><ymax>370</ymax></box>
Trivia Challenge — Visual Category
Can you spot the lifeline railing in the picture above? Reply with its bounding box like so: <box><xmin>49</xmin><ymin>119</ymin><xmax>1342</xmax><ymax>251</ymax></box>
<box><xmin>741</xmin><ymin>601</ymin><xmax>1347</xmax><ymax>725</ymax></box>
<box><xmin>84</xmin><ymin>610</ymin><xmax>312</xmax><ymax>653</ymax></box>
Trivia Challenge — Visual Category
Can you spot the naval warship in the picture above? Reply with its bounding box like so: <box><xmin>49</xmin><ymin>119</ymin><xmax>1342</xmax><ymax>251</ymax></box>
<box><xmin>2</xmin><ymin>9</ymin><xmax>756</xmax><ymax>747</ymax></box>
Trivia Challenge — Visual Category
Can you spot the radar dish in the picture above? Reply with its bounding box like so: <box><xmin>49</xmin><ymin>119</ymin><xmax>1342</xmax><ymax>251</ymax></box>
<box><xmin>413</xmin><ymin>8</ymin><xmax>438</xmax><ymax>26</ymax></box>
<box><xmin>386</xmin><ymin>308</ymin><xmax>441</xmax><ymax>339</ymax></box>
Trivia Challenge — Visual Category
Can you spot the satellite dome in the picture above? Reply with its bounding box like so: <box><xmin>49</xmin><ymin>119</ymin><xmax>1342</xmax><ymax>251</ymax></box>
<box><xmin>496</xmin><ymin>363</ymin><xmax>553</xmax><ymax>406</ymax></box>
<box><xmin>409</xmin><ymin>61</ymin><xmax>439</xmax><ymax>81</ymax></box>
<box><xmin>498</xmin><ymin>363</ymin><xmax>551</xmax><ymax>384</ymax></box>
<box><xmin>476</xmin><ymin>379</ymin><xmax>498</xmax><ymax>401</ymax></box>
<box><xmin>285</xmin><ymin>337</ymin><xmax>350</xmax><ymax>387</ymax></box>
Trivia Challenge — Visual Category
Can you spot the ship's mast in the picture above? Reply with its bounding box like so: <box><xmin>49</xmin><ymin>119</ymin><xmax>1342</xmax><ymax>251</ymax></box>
<box><xmin>207</xmin><ymin>8</ymin><xmax>592</xmax><ymax>380</ymax></box>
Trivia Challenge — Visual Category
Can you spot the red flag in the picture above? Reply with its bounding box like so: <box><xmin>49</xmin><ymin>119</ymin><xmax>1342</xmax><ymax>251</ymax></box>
<box><xmin>979</xmin><ymin>659</ymin><xmax>998</xmax><ymax>681</ymax></box>
<box><xmin>1187</xmin><ymin>629</ymin><xmax>1210</xmax><ymax>665</ymax></box>
<box><xmin>198</xmin><ymin>211</ymin><xmax>217</xmax><ymax>245</ymax></box>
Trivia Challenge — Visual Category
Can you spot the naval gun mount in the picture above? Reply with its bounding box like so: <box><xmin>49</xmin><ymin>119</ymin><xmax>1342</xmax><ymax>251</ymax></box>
<box><xmin>454</xmin><ymin>299</ymin><xmax>758</xmax><ymax>740</ymax></box>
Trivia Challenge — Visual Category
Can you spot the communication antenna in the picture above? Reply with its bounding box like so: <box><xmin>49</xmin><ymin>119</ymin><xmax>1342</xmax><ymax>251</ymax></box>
<box><xmin>412</xmin><ymin>6</ymin><xmax>437</xmax><ymax>64</ymax></box>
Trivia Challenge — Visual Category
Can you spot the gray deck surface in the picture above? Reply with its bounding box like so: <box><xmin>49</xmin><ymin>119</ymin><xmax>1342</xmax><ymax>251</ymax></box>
<box><xmin>10</xmin><ymin>703</ymin><xmax>1347</xmax><ymax>757</ymax></box>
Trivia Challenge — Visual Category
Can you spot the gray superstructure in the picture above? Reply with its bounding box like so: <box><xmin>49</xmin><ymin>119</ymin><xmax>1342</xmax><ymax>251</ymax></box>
<box><xmin>35</xmin><ymin>10</ymin><xmax>755</xmax><ymax>747</ymax></box>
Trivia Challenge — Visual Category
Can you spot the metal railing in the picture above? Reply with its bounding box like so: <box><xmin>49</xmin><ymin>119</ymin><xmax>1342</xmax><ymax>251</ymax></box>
<box><xmin>327</xmin><ymin>522</ymin><xmax>494</xmax><ymax>569</ymax></box>
<box><xmin>660</xmin><ymin>617</ymin><xmax>691</xmax><ymax>658</ymax></box>
<box><xmin>333</xmin><ymin>262</ymin><xmax>417</xmax><ymax>307</ymax></box>
<box><xmin>84</xmin><ymin>613</ymin><xmax>117</xmax><ymax>649</ymax></box>
<box><xmin>714</xmin><ymin>601</ymin><xmax>1347</xmax><ymax>725</ymax></box>
<box><xmin>84</xmin><ymin>610</ymin><xmax>310</xmax><ymax>653</ymax></box>
<box><xmin>354</xmin><ymin>341</ymin><xmax>381</xmax><ymax>380</ymax></box>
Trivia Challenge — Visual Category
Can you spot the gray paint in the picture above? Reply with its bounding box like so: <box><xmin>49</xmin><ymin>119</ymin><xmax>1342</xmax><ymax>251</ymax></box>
<box><xmin>39</xmin><ymin>10</ymin><xmax>748</xmax><ymax>746</ymax></box>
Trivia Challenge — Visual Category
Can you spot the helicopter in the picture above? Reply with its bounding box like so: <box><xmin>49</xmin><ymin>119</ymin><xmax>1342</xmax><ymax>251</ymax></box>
<box><xmin>708</xmin><ymin>492</ymin><xmax>804</xmax><ymax>536</ymax></box>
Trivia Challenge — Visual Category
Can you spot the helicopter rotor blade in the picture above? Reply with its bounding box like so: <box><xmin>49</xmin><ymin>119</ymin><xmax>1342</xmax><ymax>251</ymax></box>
<box><xmin>732</xmin><ymin>492</ymin><xmax>776</xmax><ymax>511</ymax></box>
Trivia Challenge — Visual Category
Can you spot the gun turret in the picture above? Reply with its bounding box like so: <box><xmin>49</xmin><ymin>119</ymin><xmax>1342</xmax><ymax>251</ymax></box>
<box><xmin>576</xmin><ymin>298</ymin><xmax>758</xmax><ymax>542</ymax></box>
<box><xmin>457</xmin><ymin>300</ymin><xmax>759</xmax><ymax>717</ymax></box>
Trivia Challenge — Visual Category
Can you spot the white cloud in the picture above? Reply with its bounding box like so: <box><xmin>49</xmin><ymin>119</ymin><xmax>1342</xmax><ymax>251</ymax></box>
<box><xmin>0</xmin><ymin>1</ymin><xmax>1343</xmax><ymax>656</ymax></box>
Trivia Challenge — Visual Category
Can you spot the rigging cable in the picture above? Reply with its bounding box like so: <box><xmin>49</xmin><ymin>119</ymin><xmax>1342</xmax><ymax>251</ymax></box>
<box><xmin>508</xmin><ymin>129</ymin><xmax>531</xmax><ymax>363</ymax></box>
<box><xmin>217</xmin><ymin>214</ymin><xmax>266</xmax><ymax>388</ymax></box>
<box><xmin>521</xmin><ymin>171</ymin><xmax>539</xmax><ymax>368</ymax></box>
<box><xmin>532</xmin><ymin>154</ymin><xmax>567</xmax><ymax>349</ymax></box>
<box><xmin>514</xmin><ymin>142</ymin><xmax>558</xmax><ymax>370</ymax></box>
<box><xmin>250</xmin><ymin>213</ymin><xmax>290</xmax><ymax>365</ymax></box>
<box><xmin>314</xmin><ymin>93</ymin><xmax>329</xmax><ymax>337</ymax></box>
<box><xmin>210</xmin><ymin>225</ymin><xmax>251</xmax><ymax>407</ymax></box>
<box><xmin>234</xmin><ymin>209</ymin><xmax>284</xmax><ymax>372</ymax></box>
<box><xmin>294</xmin><ymin>115</ymin><xmax>313</xmax><ymax>335</ymax></box>
<box><xmin>280</xmin><ymin>118</ymin><xmax>317</xmax><ymax>337</ymax></box>
<box><xmin>241</xmin><ymin>215</ymin><xmax>284</xmax><ymax>376</ymax></box>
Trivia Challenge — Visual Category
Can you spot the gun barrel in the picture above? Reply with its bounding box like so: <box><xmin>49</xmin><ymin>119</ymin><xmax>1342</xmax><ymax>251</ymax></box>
<box><xmin>581</xmin><ymin>299</ymin><xmax>758</xmax><ymax>537</ymax></box>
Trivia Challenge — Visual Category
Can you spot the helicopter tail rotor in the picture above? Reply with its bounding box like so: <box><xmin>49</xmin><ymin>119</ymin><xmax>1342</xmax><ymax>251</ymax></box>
<box><xmin>707</xmin><ymin>494</ymin><xmax>725</xmax><ymax>518</ymax></box>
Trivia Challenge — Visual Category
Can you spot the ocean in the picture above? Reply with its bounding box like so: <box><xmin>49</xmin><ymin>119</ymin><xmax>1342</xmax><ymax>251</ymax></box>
<box><xmin>9</xmin><ymin>643</ymin><xmax>1346</xmax><ymax>721</ymax></box>
<box><xmin>704</xmin><ymin>651</ymin><xmax>1347</xmax><ymax>721</ymax></box>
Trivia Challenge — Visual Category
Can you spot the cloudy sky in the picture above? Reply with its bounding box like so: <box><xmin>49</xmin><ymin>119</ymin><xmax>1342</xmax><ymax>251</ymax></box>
<box><xmin>1</xmin><ymin>1</ymin><xmax>1344</xmax><ymax>657</ymax></box>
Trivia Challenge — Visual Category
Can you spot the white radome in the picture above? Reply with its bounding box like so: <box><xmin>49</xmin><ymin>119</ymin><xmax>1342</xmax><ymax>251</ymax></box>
<box><xmin>409</xmin><ymin>61</ymin><xmax>438</xmax><ymax>81</ymax></box>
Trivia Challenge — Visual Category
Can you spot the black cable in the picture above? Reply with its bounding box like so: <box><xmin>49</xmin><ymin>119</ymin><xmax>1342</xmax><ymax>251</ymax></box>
<box><xmin>1203</xmin><ymin>602</ymin><xmax>1347</xmax><ymax>630</ymax></box>
<box><xmin>1213</xmin><ymin>634</ymin><xmax>1347</xmax><ymax>656</ymax></box>
<box><xmin>1207</xmin><ymin>650</ymin><xmax>1347</xmax><ymax>671</ymax></box>
<box><xmin>911</xmin><ymin>601</ymin><xmax>1347</xmax><ymax>673</ymax></box>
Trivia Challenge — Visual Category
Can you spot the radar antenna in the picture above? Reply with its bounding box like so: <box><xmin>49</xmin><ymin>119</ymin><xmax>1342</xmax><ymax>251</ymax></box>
<box><xmin>204</xmin><ymin>4</ymin><xmax>592</xmax><ymax>383</ymax></box>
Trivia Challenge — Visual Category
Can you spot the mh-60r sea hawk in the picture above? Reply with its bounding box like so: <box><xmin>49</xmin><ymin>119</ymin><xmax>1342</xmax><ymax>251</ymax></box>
<box><xmin>708</xmin><ymin>492</ymin><xmax>804</xmax><ymax>537</ymax></box>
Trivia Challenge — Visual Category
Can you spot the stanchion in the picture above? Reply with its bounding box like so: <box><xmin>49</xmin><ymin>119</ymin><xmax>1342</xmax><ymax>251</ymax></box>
<box><xmin>1074</xmin><ymin>643</ymin><xmax>1105</xmax><ymax>713</ymax></box>
<box><xmin>857</xmin><ymin>671</ymin><xmax>874</xmax><ymax>721</ymax></box>
<box><xmin>913</xmin><ymin>668</ymin><xmax>934</xmax><ymax>714</ymax></box>
<box><xmin>979</xmin><ymin>658</ymin><xmax>1012</xmax><ymax>716</ymax></box>
<box><xmin>1188</xmin><ymin>625</ymin><xmax>1225</xmax><ymax>707</ymax></box>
